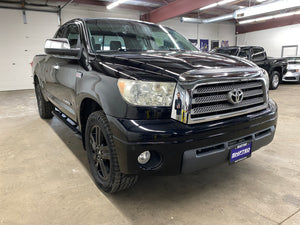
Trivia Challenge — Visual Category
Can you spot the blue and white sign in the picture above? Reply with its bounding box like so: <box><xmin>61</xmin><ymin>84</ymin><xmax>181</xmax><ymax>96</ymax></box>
<box><xmin>230</xmin><ymin>142</ymin><xmax>252</xmax><ymax>163</ymax></box>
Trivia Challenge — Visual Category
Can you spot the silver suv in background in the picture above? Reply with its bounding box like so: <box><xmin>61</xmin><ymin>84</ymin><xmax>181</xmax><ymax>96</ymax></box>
<box><xmin>283</xmin><ymin>56</ymin><xmax>300</xmax><ymax>82</ymax></box>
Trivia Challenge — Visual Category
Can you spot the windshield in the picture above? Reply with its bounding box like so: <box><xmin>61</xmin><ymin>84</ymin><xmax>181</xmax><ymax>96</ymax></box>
<box><xmin>215</xmin><ymin>48</ymin><xmax>239</xmax><ymax>56</ymax></box>
<box><xmin>85</xmin><ymin>19</ymin><xmax>198</xmax><ymax>53</ymax></box>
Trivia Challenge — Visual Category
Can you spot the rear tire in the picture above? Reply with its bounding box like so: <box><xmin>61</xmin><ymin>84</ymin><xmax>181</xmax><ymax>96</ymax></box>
<box><xmin>85</xmin><ymin>111</ymin><xmax>138</xmax><ymax>193</ymax></box>
<box><xmin>269</xmin><ymin>71</ymin><xmax>280</xmax><ymax>90</ymax></box>
<box><xmin>34</xmin><ymin>79</ymin><xmax>54</xmax><ymax>119</ymax></box>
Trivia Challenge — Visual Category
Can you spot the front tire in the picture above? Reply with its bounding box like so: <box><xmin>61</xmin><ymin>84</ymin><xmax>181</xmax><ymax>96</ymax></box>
<box><xmin>34</xmin><ymin>79</ymin><xmax>54</xmax><ymax>119</ymax></box>
<box><xmin>270</xmin><ymin>71</ymin><xmax>280</xmax><ymax>90</ymax></box>
<box><xmin>85</xmin><ymin>111</ymin><xmax>138</xmax><ymax>193</ymax></box>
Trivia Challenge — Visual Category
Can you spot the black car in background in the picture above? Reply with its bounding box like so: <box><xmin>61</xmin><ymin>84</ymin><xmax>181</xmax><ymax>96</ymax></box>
<box><xmin>211</xmin><ymin>46</ymin><xmax>288</xmax><ymax>90</ymax></box>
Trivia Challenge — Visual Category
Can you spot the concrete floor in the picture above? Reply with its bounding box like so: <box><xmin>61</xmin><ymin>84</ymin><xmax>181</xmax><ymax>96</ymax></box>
<box><xmin>0</xmin><ymin>84</ymin><xmax>299</xmax><ymax>225</ymax></box>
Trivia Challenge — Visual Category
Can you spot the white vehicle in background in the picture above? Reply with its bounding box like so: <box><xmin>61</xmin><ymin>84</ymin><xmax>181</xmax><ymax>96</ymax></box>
<box><xmin>283</xmin><ymin>56</ymin><xmax>300</xmax><ymax>82</ymax></box>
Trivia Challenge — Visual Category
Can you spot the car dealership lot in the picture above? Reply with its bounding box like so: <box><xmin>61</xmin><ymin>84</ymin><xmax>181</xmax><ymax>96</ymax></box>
<box><xmin>0</xmin><ymin>84</ymin><xmax>299</xmax><ymax>225</ymax></box>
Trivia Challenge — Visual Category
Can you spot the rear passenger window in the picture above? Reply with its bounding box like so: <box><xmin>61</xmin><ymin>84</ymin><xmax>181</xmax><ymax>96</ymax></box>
<box><xmin>252</xmin><ymin>48</ymin><xmax>265</xmax><ymax>61</ymax></box>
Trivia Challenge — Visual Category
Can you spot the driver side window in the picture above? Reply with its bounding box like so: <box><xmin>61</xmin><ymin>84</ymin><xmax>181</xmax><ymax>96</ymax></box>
<box><xmin>63</xmin><ymin>24</ymin><xmax>80</xmax><ymax>49</ymax></box>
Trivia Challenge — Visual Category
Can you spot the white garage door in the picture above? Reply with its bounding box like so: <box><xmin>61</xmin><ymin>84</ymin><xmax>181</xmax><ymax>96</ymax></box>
<box><xmin>0</xmin><ymin>9</ymin><xmax>58</xmax><ymax>91</ymax></box>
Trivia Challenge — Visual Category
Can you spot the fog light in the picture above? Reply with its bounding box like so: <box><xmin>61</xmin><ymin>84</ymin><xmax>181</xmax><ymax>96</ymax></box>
<box><xmin>137</xmin><ymin>151</ymin><xmax>151</xmax><ymax>164</ymax></box>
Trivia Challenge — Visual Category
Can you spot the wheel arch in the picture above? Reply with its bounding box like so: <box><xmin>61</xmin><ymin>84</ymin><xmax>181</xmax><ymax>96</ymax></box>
<box><xmin>270</xmin><ymin>66</ymin><xmax>283</xmax><ymax>77</ymax></box>
<box><xmin>78</xmin><ymin>96</ymin><xmax>102</xmax><ymax>149</ymax></box>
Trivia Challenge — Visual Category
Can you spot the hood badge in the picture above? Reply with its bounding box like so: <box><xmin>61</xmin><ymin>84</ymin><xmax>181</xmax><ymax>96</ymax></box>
<box><xmin>227</xmin><ymin>88</ymin><xmax>244</xmax><ymax>104</ymax></box>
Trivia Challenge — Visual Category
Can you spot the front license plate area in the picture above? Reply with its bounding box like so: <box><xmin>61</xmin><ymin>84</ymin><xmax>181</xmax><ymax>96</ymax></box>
<box><xmin>229</xmin><ymin>142</ymin><xmax>252</xmax><ymax>164</ymax></box>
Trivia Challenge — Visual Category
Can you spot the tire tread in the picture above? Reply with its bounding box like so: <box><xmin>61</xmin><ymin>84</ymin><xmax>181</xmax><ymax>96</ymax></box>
<box><xmin>34</xmin><ymin>80</ymin><xmax>54</xmax><ymax>119</ymax></box>
<box><xmin>86</xmin><ymin>111</ymin><xmax>138</xmax><ymax>193</ymax></box>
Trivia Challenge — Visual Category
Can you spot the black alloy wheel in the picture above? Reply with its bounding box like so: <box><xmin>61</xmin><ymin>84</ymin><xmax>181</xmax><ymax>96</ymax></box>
<box><xmin>85</xmin><ymin>111</ymin><xmax>138</xmax><ymax>193</ymax></box>
<box><xmin>89</xmin><ymin>124</ymin><xmax>111</xmax><ymax>181</ymax></box>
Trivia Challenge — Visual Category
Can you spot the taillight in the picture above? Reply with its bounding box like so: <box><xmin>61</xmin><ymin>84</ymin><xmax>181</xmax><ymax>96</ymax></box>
<box><xmin>30</xmin><ymin>61</ymin><xmax>33</xmax><ymax>67</ymax></box>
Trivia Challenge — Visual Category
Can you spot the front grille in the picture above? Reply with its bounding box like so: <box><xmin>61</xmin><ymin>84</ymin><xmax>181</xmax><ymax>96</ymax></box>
<box><xmin>190</xmin><ymin>79</ymin><xmax>267</xmax><ymax>122</ymax></box>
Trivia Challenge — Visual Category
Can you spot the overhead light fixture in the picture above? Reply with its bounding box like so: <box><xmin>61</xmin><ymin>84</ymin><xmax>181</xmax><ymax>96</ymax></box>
<box><xmin>200</xmin><ymin>3</ymin><xmax>218</xmax><ymax>11</ymax></box>
<box><xmin>181</xmin><ymin>17</ymin><xmax>203</xmax><ymax>23</ymax></box>
<box><xmin>107</xmin><ymin>0</ymin><xmax>129</xmax><ymax>10</ymax></box>
<box><xmin>239</xmin><ymin>10</ymin><xmax>300</xmax><ymax>24</ymax></box>
<box><xmin>256</xmin><ymin>0</ymin><xmax>268</xmax><ymax>2</ymax></box>
<box><xmin>199</xmin><ymin>0</ymin><xmax>236</xmax><ymax>11</ymax></box>
<box><xmin>218</xmin><ymin>0</ymin><xmax>237</xmax><ymax>5</ymax></box>
<box><xmin>181</xmin><ymin>14</ymin><xmax>233</xmax><ymax>24</ymax></box>
<box><xmin>235</xmin><ymin>0</ymin><xmax>300</xmax><ymax>19</ymax></box>
<box><xmin>184</xmin><ymin>0</ymin><xmax>300</xmax><ymax>24</ymax></box>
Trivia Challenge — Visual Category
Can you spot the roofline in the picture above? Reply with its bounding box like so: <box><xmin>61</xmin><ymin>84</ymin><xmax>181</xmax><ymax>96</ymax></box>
<box><xmin>59</xmin><ymin>17</ymin><xmax>161</xmax><ymax>29</ymax></box>
<box><xmin>83</xmin><ymin>18</ymin><xmax>157</xmax><ymax>25</ymax></box>
<box><xmin>217</xmin><ymin>46</ymin><xmax>265</xmax><ymax>49</ymax></box>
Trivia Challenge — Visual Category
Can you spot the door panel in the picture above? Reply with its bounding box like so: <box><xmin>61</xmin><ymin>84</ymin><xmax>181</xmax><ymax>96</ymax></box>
<box><xmin>43</xmin><ymin>23</ymin><xmax>81</xmax><ymax>121</ymax></box>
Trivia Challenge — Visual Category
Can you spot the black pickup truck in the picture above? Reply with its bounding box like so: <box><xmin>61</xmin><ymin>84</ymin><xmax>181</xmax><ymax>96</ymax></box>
<box><xmin>32</xmin><ymin>18</ymin><xmax>277</xmax><ymax>193</ymax></box>
<box><xmin>211</xmin><ymin>46</ymin><xmax>287</xmax><ymax>90</ymax></box>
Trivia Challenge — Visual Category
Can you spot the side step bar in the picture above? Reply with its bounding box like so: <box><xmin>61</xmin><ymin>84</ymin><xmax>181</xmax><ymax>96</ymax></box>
<box><xmin>52</xmin><ymin>109</ymin><xmax>81</xmax><ymax>135</ymax></box>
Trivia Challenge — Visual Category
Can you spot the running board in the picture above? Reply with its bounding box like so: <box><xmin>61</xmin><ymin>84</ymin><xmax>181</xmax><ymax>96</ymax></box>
<box><xmin>52</xmin><ymin>109</ymin><xmax>81</xmax><ymax>135</ymax></box>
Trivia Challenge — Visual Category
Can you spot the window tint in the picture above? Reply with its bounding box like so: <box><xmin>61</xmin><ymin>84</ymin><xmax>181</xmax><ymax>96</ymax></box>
<box><xmin>63</xmin><ymin>24</ymin><xmax>80</xmax><ymax>48</ymax></box>
<box><xmin>238</xmin><ymin>49</ymin><xmax>250</xmax><ymax>59</ymax></box>
<box><xmin>215</xmin><ymin>48</ymin><xmax>239</xmax><ymax>56</ymax></box>
<box><xmin>86</xmin><ymin>19</ymin><xmax>197</xmax><ymax>53</ymax></box>
<box><xmin>55</xmin><ymin>26</ymin><xmax>65</xmax><ymax>38</ymax></box>
<box><xmin>103</xmin><ymin>36</ymin><xmax>126</xmax><ymax>50</ymax></box>
<box><xmin>251</xmin><ymin>48</ymin><xmax>265</xmax><ymax>61</ymax></box>
<box><xmin>151</xmin><ymin>30</ymin><xmax>175</xmax><ymax>50</ymax></box>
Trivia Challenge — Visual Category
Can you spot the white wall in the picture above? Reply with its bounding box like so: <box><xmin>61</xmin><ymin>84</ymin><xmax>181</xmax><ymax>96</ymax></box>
<box><xmin>237</xmin><ymin>23</ymin><xmax>300</xmax><ymax>57</ymax></box>
<box><xmin>60</xmin><ymin>4</ymin><xmax>140</xmax><ymax>23</ymax></box>
<box><xmin>0</xmin><ymin>9</ymin><xmax>58</xmax><ymax>91</ymax></box>
<box><xmin>159</xmin><ymin>18</ymin><xmax>236</xmax><ymax>49</ymax></box>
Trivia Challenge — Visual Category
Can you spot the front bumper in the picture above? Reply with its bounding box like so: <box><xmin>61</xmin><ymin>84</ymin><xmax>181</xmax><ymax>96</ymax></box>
<box><xmin>283</xmin><ymin>72</ymin><xmax>300</xmax><ymax>82</ymax></box>
<box><xmin>107</xmin><ymin>99</ymin><xmax>278</xmax><ymax>175</ymax></box>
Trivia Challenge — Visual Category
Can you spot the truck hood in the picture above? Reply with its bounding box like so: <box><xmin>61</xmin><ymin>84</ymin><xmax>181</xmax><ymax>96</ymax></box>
<box><xmin>94</xmin><ymin>51</ymin><xmax>261</xmax><ymax>82</ymax></box>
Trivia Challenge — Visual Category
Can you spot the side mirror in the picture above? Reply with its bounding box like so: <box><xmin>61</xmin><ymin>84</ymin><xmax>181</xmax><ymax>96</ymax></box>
<box><xmin>44</xmin><ymin>38</ymin><xmax>81</xmax><ymax>59</ymax></box>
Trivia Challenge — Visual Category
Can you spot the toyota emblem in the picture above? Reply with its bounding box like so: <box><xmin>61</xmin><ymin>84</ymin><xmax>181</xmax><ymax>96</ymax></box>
<box><xmin>227</xmin><ymin>88</ymin><xmax>244</xmax><ymax>104</ymax></box>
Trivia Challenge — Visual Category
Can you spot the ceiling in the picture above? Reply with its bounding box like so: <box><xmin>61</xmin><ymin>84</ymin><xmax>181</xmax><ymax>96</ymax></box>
<box><xmin>1</xmin><ymin>0</ymin><xmax>300</xmax><ymax>33</ymax></box>
<box><xmin>0</xmin><ymin>0</ymin><xmax>293</xmax><ymax>18</ymax></box>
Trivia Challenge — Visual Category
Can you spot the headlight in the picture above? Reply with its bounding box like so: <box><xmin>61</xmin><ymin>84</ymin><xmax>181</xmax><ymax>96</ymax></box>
<box><xmin>261</xmin><ymin>69</ymin><xmax>269</xmax><ymax>91</ymax></box>
<box><xmin>117</xmin><ymin>78</ymin><xmax>176</xmax><ymax>106</ymax></box>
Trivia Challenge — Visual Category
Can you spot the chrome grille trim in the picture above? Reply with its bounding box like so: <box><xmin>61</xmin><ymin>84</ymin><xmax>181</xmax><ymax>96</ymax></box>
<box><xmin>193</xmin><ymin>82</ymin><xmax>262</xmax><ymax>95</ymax></box>
<box><xmin>192</xmin><ymin>89</ymin><xmax>264</xmax><ymax>105</ymax></box>
<box><xmin>187</xmin><ymin>78</ymin><xmax>268</xmax><ymax>124</ymax></box>
<box><xmin>192</xmin><ymin>97</ymin><xmax>264</xmax><ymax>115</ymax></box>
